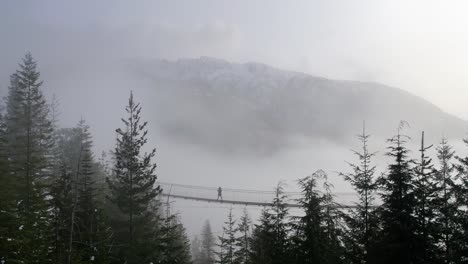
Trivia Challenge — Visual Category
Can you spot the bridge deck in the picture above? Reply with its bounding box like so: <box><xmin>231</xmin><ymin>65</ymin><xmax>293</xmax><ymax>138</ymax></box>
<box><xmin>160</xmin><ymin>193</ymin><xmax>356</xmax><ymax>209</ymax></box>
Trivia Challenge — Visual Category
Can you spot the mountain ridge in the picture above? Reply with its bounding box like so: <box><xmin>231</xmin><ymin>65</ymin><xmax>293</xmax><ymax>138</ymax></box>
<box><xmin>126</xmin><ymin>57</ymin><xmax>468</xmax><ymax>154</ymax></box>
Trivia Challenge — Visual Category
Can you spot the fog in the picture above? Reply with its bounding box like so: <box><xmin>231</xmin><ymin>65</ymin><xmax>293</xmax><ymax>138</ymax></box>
<box><xmin>2</xmin><ymin>0</ymin><xmax>468</xmax><ymax>237</ymax></box>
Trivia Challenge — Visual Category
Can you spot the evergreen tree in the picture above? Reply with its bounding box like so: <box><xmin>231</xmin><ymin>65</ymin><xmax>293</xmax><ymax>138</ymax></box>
<box><xmin>453</xmin><ymin>137</ymin><xmax>468</xmax><ymax>263</ymax></box>
<box><xmin>435</xmin><ymin>138</ymin><xmax>458</xmax><ymax>264</ymax></box>
<box><xmin>74</xmin><ymin>119</ymin><xmax>111</xmax><ymax>263</ymax></box>
<box><xmin>433</xmin><ymin>138</ymin><xmax>458</xmax><ymax>263</ymax></box>
<box><xmin>4</xmin><ymin>53</ymin><xmax>54</xmax><ymax>263</ymax></box>
<box><xmin>198</xmin><ymin>220</ymin><xmax>216</xmax><ymax>264</ymax></box>
<box><xmin>49</xmin><ymin>126</ymin><xmax>85</xmax><ymax>263</ymax></box>
<box><xmin>106</xmin><ymin>91</ymin><xmax>161</xmax><ymax>263</ymax></box>
<box><xmin>321</xmin><ymin>173</ymin><xmax>346</xmax><ymax>264</ymax></box>
<box><xmin>292</xmin><ymin>170</ymin><xmax>344</xmax><ymax>264</ymax></box>
<box><xmin>376</xmin><ymin>122</ymin><xmax>418</xmax><ymax>264</ymax></box>
<box><xmin>192</xmin><ymin>235</ymin><xmax>202</xmax><ymax>264</ymax></box>
<box><xmin>158</xmin><ymin>204</ymin><xmax>192</xmax><ymax>264</ymax></box>
<box><xmin>412</xmin><ymin>131</ymin><xmax>441</xmax><ymax>263</ymax></box>
<box><xmin>248</xmin><ymin>209</ymin><xmax>274</xmax><ymax>264</ymax></box>
<box><xmin>270</xmin><ymin>182</ymin><xmax>290</xmax><ymax>264</ymax></box>
<box><xmin>234</xmin><ymin>208</ymin><xmax>252</xmax><ymax>264</ymax></box>
<box><xmin>218</xmin><ymin>208</ymin><xmax>238</xmax><ymax>264</ymax></box>
<box><xmin>49</xmin><ymin>161</ymin><xmax>74</xmax><ymax>263</ymax></box>
<box><xmin>340</xmin><ymin>124</ymin><xmax>379</xmax><ymax>264</ymax></box>
<box><xmin>0</xmin><ymin>109</ymin><xmax>17</xmax><ymax>263</ymax></box>
<box><xmin>248</xmin><ymin>183</ymin><xmax>290</xmax><ymax>264</ymax></box>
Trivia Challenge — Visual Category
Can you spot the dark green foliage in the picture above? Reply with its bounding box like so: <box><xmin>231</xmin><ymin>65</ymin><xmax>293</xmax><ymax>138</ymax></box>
<box><xmin>270</xmin><ymin>183</ymin><xmax>290</xmax><ymax>264</ymax></box>
<box><xmin>234</xmin><ymin>208</ymin><xmax>252</xmax><ymax>264</ymax></box>
<box><xmin>248</xmin><ymin>183</ymin><xmax>291</xmax><ymax>264</ymax></box>
<box><xmin>74</xmin><ymin>119</ymin><xmax>111</xmax><ymax>263</ymax></box>
<box><xmin>453</xmin><ymin>137</ymin><xmax>468</xmax><ymax>263</ymax></box>
<box><xmin>106</xmin><ymin>91</ymin><xmax>161</xmax><ymax>263</ymax></box>
<box><xmin>3</xmin><ymin>53</ymin><xmax>54</xmax><ymax>263</ymax></box>
<box><xmin>375</xmin><ymin>122</ymin><xmax>418</xmax><ymax>264</ymax></box>
<box><xmin>412</xmin><ymin>132</ymin><xmax>442</xmax><ymax>263</ymax></box>
<box><xmin>248</xmin><ymin>209</ymin><xmax>274</xmax><ymax>264</ymax></box>
<box><xmin>0</xmin><ymin>110</ymin><xmax>18</xmax><ymax>263</ymax></box>
<box><xmin>49</xmin><ymin>119</ymin><xmax>113</xmax><ymax>263</ymax></box>
<box><xmin>340</xmin><ymin>124</ymin><xmax>379</xmax><ymax>264</ymax></box>
<box><xmin>0</xmin><ymin>55</ymin><xmax>194</xmax><ymax>264</ymax></box>
<box><xmin>291</xmin><ymin>170</ymin><xmax>345</xmax><ymax>264</ymax></box>
<box><xmin>218</xmin><ymin>208</ymin><xmax>238</xmax><ymax>264</ymax></box>
<box><xmin>434</xmin><ymin>138</ymin><xmax>458</xmax><ymax>263</ymax></box>
<box><xmin>49</xmin><ymin>162</ymin><xmax>74</xmax><ymax>263</ymax></box>
<box><xmin>158</xmin><ymin>204</ymin><xmax>192</xmax><ymax>264</ymax></box>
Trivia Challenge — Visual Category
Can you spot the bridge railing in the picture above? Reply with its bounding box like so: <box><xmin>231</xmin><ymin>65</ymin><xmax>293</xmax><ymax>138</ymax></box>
<box><xmin>158</xmin><ymin>182</ymin><xmax>360</xmax><ymax>207</ymax></box>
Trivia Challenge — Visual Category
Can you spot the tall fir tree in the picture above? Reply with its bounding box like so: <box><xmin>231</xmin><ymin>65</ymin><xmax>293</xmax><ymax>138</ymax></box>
<box><xmin>453</xmin><ymin>136</ymin><xmax>468</xmax><ymax>263</ymax></box>
<box><xmin>435</xmin><ymin>138</ymin><xmax>458</xmax><ymax>263</ymax></box>
<box><xmin>234</xmin><ymin>208</ymin><xmax>252</xmax><ymax>264</ymax></box>
<box><xmin>158</xmin><ymin>203</ymin><xmax>192</xmax><ymax>264</ymax></box>
<box><xmin>248</xmin><ymin>183</ymin><xmax>290</xmax><ymax>264</ymax></box>
<box><xmin>50</xmin><ymin>126</ymin><xmax>85</xmax><ymax>263</ymax></box>
<box><xmin>74</xmin><ymin>119</ymin><xmax>111</xmax><ymax>263</ymax></box>
<box><xmin>197</xmin><ymin>220</ymin><xmax>216</xmax><ymax>264</ymax></box>
<box><xmin>218</xmin><ymin>208</ymin><xmax>238</xmax><ymax>264</ymax></box>
<box><xmin>412</xmin><ymin>131</ymin><xmax>441</xmax><ymax>263</ymax></box>
<box><xmin>199</xmin><ymin>220</ymin><xmax>217</xmax><ymax>264</ymax></box>
<box><xmin>292</xmin><ymin>170</ymin><xmax>345</xmax><ymax>264</ymax></box>
<box><xmin>0</xmin><ymin>108</ymin><xmax>17</xmax><ymax>263</ymax></box>
<box><xmin>106</xmin><ymin>91</ymin><xmax>161</xmax><ymax>263</ymax></box>
<box><xmin>340</xmin><ymin>123</ymin><xmax>379</xmax><ymax>264</ymax></box>
<box><xmin>4</xmin><ymin>53</ymin><xmax>54</xmax><ymax>263</ymax></box>
<box><xmin>249</xmin><ymin>208</ymin><xmax>274</xmax><ymax>264</ymax></box>
<box><xmin>270</xmin><ymin>182</ymin><xmax>290</xmax><ymax>264</ymax></box>
<box><xmin>376</xmin><ymin>122</ymin><xmax>418</xmax><ymax>264</ymax></box>
<box><xmin>49</xmin><ymin>160</ymin><xmax>74</xmax><ymax>263</ymax></box>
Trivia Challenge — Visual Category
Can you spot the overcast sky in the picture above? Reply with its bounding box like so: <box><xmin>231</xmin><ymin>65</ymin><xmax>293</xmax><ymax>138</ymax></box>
<box><xmin>2</xmin><ymin>0</ymin><xmax>468</xmax><ymax>119</ymax></box>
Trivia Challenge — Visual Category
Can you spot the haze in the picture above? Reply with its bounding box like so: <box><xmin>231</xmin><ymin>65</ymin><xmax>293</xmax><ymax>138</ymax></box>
<box><xmin>2</xmin><ymin>0</ymin><xmax>468</xmax><ymax>237</ymax></box>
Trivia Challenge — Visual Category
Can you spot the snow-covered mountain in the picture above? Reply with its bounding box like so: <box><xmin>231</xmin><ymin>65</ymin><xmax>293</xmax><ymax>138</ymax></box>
<box><xmin>128</xmin><ymin>57</ymin><xmax>468</xmax><ymax>155</ymax></box>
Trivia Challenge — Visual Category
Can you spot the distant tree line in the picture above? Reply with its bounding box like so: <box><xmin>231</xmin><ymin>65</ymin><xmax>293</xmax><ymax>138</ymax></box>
<box><xmin>194</xmin><ymin>126</ymin><xmax>468</xmax><ymax>264</ymax></box>
<box><xmin>0</xmin><ymin>54</ymin><xmax>191</xmax><ymax>264</ymax></box>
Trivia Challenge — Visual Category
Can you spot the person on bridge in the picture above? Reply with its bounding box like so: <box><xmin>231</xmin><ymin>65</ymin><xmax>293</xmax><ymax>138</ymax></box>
<box><xmin>217</xmin><ymin>187</ymin><xmax>223</xmax><ymax>201</ymax></box>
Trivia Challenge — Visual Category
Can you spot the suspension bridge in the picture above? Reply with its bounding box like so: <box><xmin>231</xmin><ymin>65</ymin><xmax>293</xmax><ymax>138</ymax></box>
<box><xmin>158</xmin><ymin>182</ymin><xmax>361</xmax><ymax>209</ymax></box>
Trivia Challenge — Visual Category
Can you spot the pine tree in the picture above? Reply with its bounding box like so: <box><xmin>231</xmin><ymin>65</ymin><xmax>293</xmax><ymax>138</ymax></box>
<box><xmin>4</xmin><ymin>53</ymin><xmax>54</xmax><ymax>263</ymax></box>
<box><xmin>0</xmin><ymin>109</ymin><xmax>17</xmax><ymax>263</ymax></box>
<box><xmin>321</xmin><ymin>173</ymin><xmax>346</xmax><ymax>264</ymax></box>
<box><xmin>453</xmin><ymin>137</ymin><xmax>468</xmax><ymax>263</ymax></box>
<box><xmin>412</xmin><ymin>131</ymin><xmax>441</xmax><ymax>263</ymax></box>
<box><xmin>292</xmin><ymin>170</ymin><xmax>345</xmax><ymax>264</ymax></box>
<box><xmin>218</xmin><ymin>208</ymin><xmax>238</xmax><ymax>264</ymax></box>
<box><xmin>376</xmin><ymin>122</ymin><xmax>418</xmax><ymax>264</ymax></box>
<box><xmin>74</xmin><ymin>119</ymin><xmax>111</xmax><ymax>263</ymax></box>
<box><xmin>340</xmin><ymin>123</ymin><xmax>379</xmax><ymax>264</ymax></box>
<box><xmin>248</xmin><ymin>183</ymin><xmax>290</xmax><ymax>264</ymax></box>
<box><xmin>199</xmin><ymin>220</ymin><xmax>216</xmax><ymax>264</ymax></box>
<box><xmin>270</xmin><ymin>182</ymin><xmax>290</xmax><ymax>264</ymax></box>
<box><xmin>248</xmin><ymin>208</ymin><xmax>274</xmax><ymax>264</ymax></box>
<box><xmin>158</xmin><ymin>204</ymin><xmax>192</xmax><ymax>264</ymax></box>
<box><xmin>435</xmin><ymin>138</ymin><xmax>458</xmax><ymax>263</ymax></box>
<box><xmin>106</xmin><ymin>91</ymin><xmax>161</xmax><ymax>263</ymax></box>
<box><xmin>192</xmin><ymin>235</ymin><xmax>202</xmax><ymax>264</ymax></box>
<box><xmin>49</xmin><ymin>126</ymin><xmax>83</xmax><ymax>263</ymax></box>
<box><xmin>234</xmin><ymin>208</ymin><xmax>252</xmax><ymax>264</ymax></box>
<box><xmin>49</xmin><ymin>161</ymin><xmax>74</xmax><ymax>263</ymax></box>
